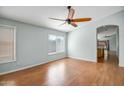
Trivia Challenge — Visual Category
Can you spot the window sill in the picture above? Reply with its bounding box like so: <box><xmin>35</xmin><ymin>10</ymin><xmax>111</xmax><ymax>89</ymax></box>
<box><xmin>0</xmin><ymin>60</ymin><xmax>16</xmax><ymax>64</ymax></box>
<box><xmin>48</xmin><ymin>51</ymin><xmax>65</xmax><ymax>55</ymax></box>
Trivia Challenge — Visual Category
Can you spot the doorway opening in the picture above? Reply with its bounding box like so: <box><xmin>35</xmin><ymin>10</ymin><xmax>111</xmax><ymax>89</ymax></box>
<box><xmin>97</xmin><ymin>25</ymin><xmax>119</xmax><ymax>65</ymax></box>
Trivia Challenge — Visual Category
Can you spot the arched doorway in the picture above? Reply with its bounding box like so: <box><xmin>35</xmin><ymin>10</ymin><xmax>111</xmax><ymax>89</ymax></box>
<box><xmin>97</xmin><ymin>25</ymin><xmax>119</xmax><ymax>65</ymax></box>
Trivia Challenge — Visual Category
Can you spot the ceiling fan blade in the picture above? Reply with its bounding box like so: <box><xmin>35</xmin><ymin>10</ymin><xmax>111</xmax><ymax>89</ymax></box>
<box><xmin>58</xmin><ymin>22</ymin><xmax>67</xmax><ymax>26</ymax></box>
<box><xmin>70</xmin><ymin>22</ymin><xmax>78</xmax><ymax>27</ymax></box>
<box><xmin>67</xmin><ymin>7</ymin><xmax>75</xmax><ymax>19</ymax></box>
<box><xmin>49</xmin><ymin>17</ymin><xmax>66</xmax><ymax>21</ymax></box>
<box><xmin>71</xmin><ymin>18</ymin><xmax>92</xmax><ymax>22</ymax></box>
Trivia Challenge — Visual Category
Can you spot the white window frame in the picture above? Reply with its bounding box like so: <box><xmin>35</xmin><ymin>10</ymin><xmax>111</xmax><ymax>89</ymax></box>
<box><xmin>48</xmin><ymin>34</ymin><xmax>65</xmax><ymax>55</ymax></box>
<box><xmin>0</xmin><ymin>25</ymin><xmax>16</xmax><ymax>64</ymax></box>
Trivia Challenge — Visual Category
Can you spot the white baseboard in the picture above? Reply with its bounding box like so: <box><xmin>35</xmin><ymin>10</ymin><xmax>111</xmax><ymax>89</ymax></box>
<box><xmin>119</xmin><ymin>63</ymin><xmax>124</xmax><ymax>67</ymax></box>
<box><xmin>0</xmin><ymin>57</ymin><xmax>67</xmax><ymax>75</ymax></box>
<box><xmin>68</xmin><ymin>56</ymin><xmax>96</xmax><ymax>63</ymax></box>
<box><xmin>0</xmin><ymin>61</ymin><xmax>49</xmax><ymax>75</ymax></box>
<box><xmin>0</xmin><ymin>56</ymin><xmax>95</xmax><ymax>75</ymax></box>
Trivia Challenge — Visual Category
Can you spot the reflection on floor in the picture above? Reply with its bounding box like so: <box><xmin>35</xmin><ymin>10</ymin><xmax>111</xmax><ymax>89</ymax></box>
<box><xmin>98</xmin><ymin>51</ymin><xmax>119</xmax><ymax>66</ymax></box>
<box><xmin>0</xmin><ymin>56</ymin><xmax>124</xmax><ymax>86</ymax></box>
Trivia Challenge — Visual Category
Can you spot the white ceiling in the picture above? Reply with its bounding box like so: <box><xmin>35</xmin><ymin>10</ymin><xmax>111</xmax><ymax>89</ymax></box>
<box><xmin>0</xmin><ymin>6</ymin><xmax>124</xmax><ymax>32</ymax></box>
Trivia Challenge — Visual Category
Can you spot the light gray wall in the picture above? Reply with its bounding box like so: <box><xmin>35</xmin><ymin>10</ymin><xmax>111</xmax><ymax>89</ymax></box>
<box><xmin>68</xmin><ymin>10</ymin><xmax>124</xmax><ymax>67</ymax></box>
<box><xmin>108</xmin><ymin>34</ymin><xmax>116</xmax><ymax>51</ymax></box>
<box><xmin>68</xmin><ymin>27</ymin><xmax>96</xmax><ymax>62</ymax></box>
<box><xmin>0</xmin><ymin>17</ymin><xmax>67</xmax><ymax>73</ymax></box>
<box><xmin>116</xmin><ymin>31</ymin><xmax>119</xmax><ymax>57</ymax></box>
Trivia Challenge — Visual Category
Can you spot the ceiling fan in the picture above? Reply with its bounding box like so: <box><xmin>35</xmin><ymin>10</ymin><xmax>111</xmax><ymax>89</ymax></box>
<box><xmin>49</xmin><ymin>6</ymin><xmax>92</xmax><ymax>27</ymax></box>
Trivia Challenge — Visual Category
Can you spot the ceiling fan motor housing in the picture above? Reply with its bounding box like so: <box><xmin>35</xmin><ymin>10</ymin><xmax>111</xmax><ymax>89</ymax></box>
<box><xmin>66</xmin><ymin>19</ymin><xmax>71</xmax><ymax>24</ymax></box>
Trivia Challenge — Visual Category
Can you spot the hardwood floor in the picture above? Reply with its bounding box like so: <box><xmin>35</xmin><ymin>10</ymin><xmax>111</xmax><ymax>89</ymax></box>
<box><xmin>0</xmin><ymin>53</ymin><xmax>124</xmax><ymax>86</ymax></box>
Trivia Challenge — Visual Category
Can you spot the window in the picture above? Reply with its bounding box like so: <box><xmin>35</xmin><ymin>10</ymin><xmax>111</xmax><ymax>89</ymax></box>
<box><xmin>48</xmin><ymin>34</ymin><xmax>65</xmax><ymax>55</ymax></box>
<box><xmin>0</xmin><ymin>25</ymin><xmax>16</xmax><ymax>64</ymax></box>
<box><xmin>48</xmin><ymin>35</ymin><xmax>57</xmax><ymax>54</ymax></box>
<box><xmin>56</xmin><ymin>36</ymin><xmax>65</xmax><ymax>52</ymax></box>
